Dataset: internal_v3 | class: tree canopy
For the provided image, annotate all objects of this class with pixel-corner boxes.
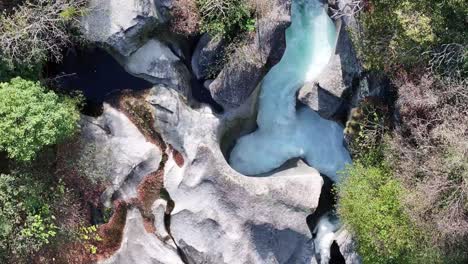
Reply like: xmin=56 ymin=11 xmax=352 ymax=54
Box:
xmin=0 ymin=77 xmax=81 ymax=161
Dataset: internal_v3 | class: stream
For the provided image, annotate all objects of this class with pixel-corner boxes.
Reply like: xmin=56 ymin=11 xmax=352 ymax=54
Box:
xmin=228 ymin=0 xmax=351 ymax=263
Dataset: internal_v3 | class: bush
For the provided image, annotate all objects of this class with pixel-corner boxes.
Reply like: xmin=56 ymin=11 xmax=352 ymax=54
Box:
xmin=337 ymin=162 xmax=437 ymax=263
xmin=196 ymin=0 xmax=255 ymax=38
xmin=0 ymin=77 xmax=81 ymax=161
xmin=0 ymin=173 xmax=59 ymax=262
xmin=350 ymin=0 xmax=467 ymax=75
xmin=0 ymin=0 xmax=87 ymax=81
xmin=387 ymin=74 xmax=468 ymax=261
xmin=345 ymin=97 xmax=390 ymax=165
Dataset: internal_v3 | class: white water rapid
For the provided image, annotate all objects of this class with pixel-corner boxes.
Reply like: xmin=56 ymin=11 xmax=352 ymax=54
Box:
xmin=229 ymin=0 xmax=351 ymax=181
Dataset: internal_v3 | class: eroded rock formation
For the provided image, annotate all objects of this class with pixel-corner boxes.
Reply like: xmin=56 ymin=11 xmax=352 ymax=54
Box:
xmin=76 ymin=0 xmax=363 ymax=263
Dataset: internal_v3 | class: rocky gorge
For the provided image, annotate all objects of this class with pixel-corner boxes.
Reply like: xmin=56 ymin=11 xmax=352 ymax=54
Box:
xmin=69 ymin=0 xmax=382 ymax=263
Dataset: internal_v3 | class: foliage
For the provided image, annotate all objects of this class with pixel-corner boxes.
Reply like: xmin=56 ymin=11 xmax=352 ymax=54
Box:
xmin=0 ymin=77 xmax=81 ymax=161
xmin=350 ymin=0 xmax=467 ymax=75
xmin=196 ymin=0 xmax=255 ymax=38
xmin=77 ymin=225 xmax=102 ymax=254
xmin=0 ymin=58 xmax=44 ymax=82
xmin=0 ymin=0 xmax=87 ymax=81
xmin=0 ymin=173 xmax=59 ymax=262
xmin=345 ymin=97 xmax=389 ymax=166
xmin=337 ymin=161 xmax=437 ymax=264
xmin=387 ymin=75 xmax=468 ymax=261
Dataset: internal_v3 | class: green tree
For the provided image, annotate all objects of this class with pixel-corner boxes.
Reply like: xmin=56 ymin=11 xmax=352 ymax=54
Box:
xmin=0 ymin=77 xmax=81 ymax=161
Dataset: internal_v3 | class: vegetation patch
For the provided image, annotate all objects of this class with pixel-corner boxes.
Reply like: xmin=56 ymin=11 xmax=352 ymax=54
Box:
xmin=0 ymin=0 xmax=87 ymax=81
xmin=0 ymin=77 xmax=81 ymax=161
xmin=348 ymin=0 xmax=467 ymax=76
xmin=94 ymin=200 xmax=127 ymax=259
xmin=171 ymin=145 xmax=185 ymax=167
xmin=170 ymin=0 xmax=201 ymax=35
xmin=196 ymin=0 xmax=255 ymax=38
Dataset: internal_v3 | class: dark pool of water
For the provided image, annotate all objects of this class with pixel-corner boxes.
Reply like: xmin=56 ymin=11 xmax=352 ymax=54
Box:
xmin=45 ymin=47 xmax=153 ymax=104
xmin=191 ymin=78 xmax=224 ymax=113
xmin=46 ymin=46 xmax=223 ymax=114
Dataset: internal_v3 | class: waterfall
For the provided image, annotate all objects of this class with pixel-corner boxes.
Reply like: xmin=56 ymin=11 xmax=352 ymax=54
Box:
xmin=229 ymin=0 xmax=351 ymax=181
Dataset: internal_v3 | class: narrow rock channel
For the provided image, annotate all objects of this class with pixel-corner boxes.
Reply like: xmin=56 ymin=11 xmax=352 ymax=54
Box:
xmin=228 ymin=0 xmax=351 ymax=262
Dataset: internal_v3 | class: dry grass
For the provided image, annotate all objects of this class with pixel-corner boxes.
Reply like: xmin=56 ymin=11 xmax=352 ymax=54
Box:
xmin=388 ymin=74 xmax=468 ymax=254
xmin=170 ymin=0 xmax=200 ymax=35
xmin=96 ymin=200 xmax=128 ymax=259
xmin=0 ymin=0 xmax=87 ymax=65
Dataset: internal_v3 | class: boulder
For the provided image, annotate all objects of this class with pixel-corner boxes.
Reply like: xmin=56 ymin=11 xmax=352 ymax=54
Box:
xmin=100 ymin=208 xmax=184 ymax=264
xmin=146 ymin=86 xmax=324 ymax=264
xmin=123 ymin=39 xmax=191 ymax=98
xmin=208 ymin=0 xmax=292 ymax=110
xmin=81 ymin=0 xmax=163 ymax=57
xmin=191 ymin=34 xmax=226 ymax=80
xmin=335 ymin=228 xmax=362 ymax=264
xmin=80 ymin=104 xmax=161 ymax=205
xmin=298 ymin=20 xmax=361 ymax=119
xmin=298 ymin=82 xmax=344 ymax=119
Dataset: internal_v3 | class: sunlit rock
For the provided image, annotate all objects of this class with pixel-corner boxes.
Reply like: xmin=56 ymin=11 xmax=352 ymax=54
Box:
xmin=100 ymin=208 xmax=183 ymax=264
xmin=80 ymin=104 xmax=161 ymax=205
xmin=81 ymin=0 xmax=162 ymax=56
xmin=123 ymin=39 xmax=191 ymax=98
xmin=145 ymin=86 xmax=324 ymax=263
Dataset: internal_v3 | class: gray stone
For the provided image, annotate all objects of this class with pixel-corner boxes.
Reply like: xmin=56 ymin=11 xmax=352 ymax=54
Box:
xmin=80 ymin=104 xmax=162 ymax=206
xmin=208 ymin=0 xmax=292 ymax=110
xmin=100 ymin=208 xmax=183 ymax=264
xmin=335 ymin=228 xmax=362 ymax=264
xmin=81 ymin=0 xmax=162 ymax=57
xmin=146 ymin=86 xmax=324 ymax=264
xmin=123 ymin=39 xmax=191 ymax=98
xmin=298 ymin=82 xmax=344 ymax=119
xmin=191 ymin=34 xmax=226 ymax=80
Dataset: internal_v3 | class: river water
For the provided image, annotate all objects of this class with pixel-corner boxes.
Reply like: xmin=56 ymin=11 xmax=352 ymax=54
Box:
xmin=228 ymin=0 xmax=351 ymax=262
xmin=229 ymin=0 xmax=351 ymax=181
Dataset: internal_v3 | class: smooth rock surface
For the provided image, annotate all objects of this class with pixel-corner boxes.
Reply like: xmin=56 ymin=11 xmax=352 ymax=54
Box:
xmin=123 ymin=39 xmax=191 ymax=98
xmin=81 ymin=0 xmax=162 ymax=57
xmin=146 ymin=86 xmax=324 ymax=264
xmin=80 ymin=104 xmax=161 ymax=205
xmin=100 ymin=208 xmax=183 ymax=264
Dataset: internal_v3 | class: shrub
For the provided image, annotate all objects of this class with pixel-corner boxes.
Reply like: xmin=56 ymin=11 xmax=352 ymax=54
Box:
xmin=345 ymin=97 xmax=390 ymax=166
xmin=350 ymin=0 xmax=467 ymax=75
xmin=337 ymin=162 xmax=437 ymax=264
xmin=0 ymin=173 xmax=59 ymax=262
xmin=196 ymin=0 xmax=255 ymax=38
xmin=387 ymin=74 xmax=468 ymax=261
xmin=0 ymin=77 xmax=81 ymax=161
xmin=0 ymin=0 xmax=87 ymax=80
